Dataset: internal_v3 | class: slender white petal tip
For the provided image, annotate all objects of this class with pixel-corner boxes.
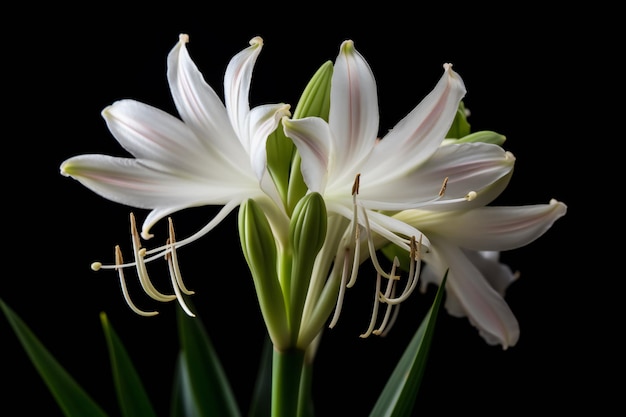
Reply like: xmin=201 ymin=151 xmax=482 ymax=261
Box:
xmin=249 ymin=36 xmax=263 ymax=46
xmin=179 ymin=33 xmax=189 ymax=44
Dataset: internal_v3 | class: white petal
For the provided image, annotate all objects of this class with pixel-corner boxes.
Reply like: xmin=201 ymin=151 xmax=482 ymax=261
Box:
xmin=167 ymin=34 xmax=241 ymax=156
xmin=418 ymin=200 xmax=568 ymax=251
xmin=224 ymin=36 xmax=263 ymax=144
xmin=360 ymin=142 xmax=514 ymax=210
xmin=422 ymin=239 xmax=520 ymax=348
xmin=283 ymin=116 xmax=333 ymax=193
xmin=245 ymin=103 xmax=291 ymax=182
xmin=102 ymin=100 xmax=233 ymax=176
xmin=328 ymin=40 xmax=379 ymax=183
xmin=60 ymin=154 xmax=251 ymax=209
xmin=364 ymin=63 xmax=466 ymax=181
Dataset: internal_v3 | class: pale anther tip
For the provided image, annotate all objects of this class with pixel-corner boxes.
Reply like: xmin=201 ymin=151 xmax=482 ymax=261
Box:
xmin=465 ymin=191 xmax=477 ymax=201
xmin=91 ymin=262 xmax=102 ymax=271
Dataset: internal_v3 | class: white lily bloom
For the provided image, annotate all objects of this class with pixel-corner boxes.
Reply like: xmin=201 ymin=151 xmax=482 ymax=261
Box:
xmin=393 ymin=198 xmax=567 ymax=349
xmin=60 ymin=34 xmax=291 ymax=316
xmin=283 ymin=40 xmax=516 ymax=342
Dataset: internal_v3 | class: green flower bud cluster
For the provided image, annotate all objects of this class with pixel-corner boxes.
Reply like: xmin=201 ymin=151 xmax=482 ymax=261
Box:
xmin=239 ymin=62 xmax=333 ymax=352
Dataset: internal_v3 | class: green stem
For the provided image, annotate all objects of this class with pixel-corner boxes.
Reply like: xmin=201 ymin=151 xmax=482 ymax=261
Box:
xmin=297 ymin=360 xmax=315 ymax=417
xmin=272 ymin=347 xmax=306 ymax=417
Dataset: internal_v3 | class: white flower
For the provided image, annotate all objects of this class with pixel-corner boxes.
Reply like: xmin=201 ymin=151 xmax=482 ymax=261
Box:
xmin=393 ymin=198 xmax=567 ymax=349
xmin=60 ymin=34 xmax=291 ymax=316
xmin=282 ymin=40 xmax=516 ymax=342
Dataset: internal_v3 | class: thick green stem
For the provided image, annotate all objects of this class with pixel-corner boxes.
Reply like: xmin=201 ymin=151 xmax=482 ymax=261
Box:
xmin=272 ymin=347 xmax=306 ymax=417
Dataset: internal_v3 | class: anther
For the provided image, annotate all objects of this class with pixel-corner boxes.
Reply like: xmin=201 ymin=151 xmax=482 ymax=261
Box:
xmin=438 ymin=177 xmax=449 ymax=197
xmin=352 ymin=173 xmax=361 ymax=195
xmin=465 ymin=191 xmax=477 ymax=201
xmin=91 ymin=262 xmax=102 ymax=271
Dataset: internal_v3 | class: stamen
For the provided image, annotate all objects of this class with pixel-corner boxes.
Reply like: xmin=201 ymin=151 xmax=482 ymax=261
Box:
xmin=329 ymin=249 xmax=351 ymax=329
xmin=373 ymin=258 xmax=400 ymax=336
xmin=167 ymin=218 xmax=195 ymax=296
xmin=165 ymin=218 xmax=196 ymax=317
xmin=346 ymin=178 xmax=362 ymax=288
xmin=438 ymin=177 xmax=449 ymax=197
xmin=380 ymin=235 xmax=422 ymax=305
xmin=129 ymin=213 xmax=176 ymax=303
xmin=115 ymin=246 xmax=158 ymax=317
xmin=465 ymin=191 xmax=477 ymax=201
xmin=359 ymin=270 xmax=382 ymax=338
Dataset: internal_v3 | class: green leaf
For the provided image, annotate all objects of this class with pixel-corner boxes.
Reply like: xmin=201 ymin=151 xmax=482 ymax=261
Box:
xmin=368 ymin=271 xmax=448 ymax=417
xmin=100 ymin=312 xmax=157 ymax=417
xmin=247 ymin=335 xmax=272 ymax=417
xmin=0 ymin=298 xmax=109 ymax=417
xmin=175 ymin=305 xmax=241 ymax=417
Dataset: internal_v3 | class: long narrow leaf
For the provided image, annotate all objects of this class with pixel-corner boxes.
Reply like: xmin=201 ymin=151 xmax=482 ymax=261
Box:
xmin=175 ymin=305 xmax=241 ymax=417
xmin=247 ymin=334 xmax=272 ymax=417
xmin=100 ymin=312 xmax=157 ymax=417
xmin=0 ymin=298 xmax=109 ymax=417
xmin=368 ymin=271 xmax=448 ymax=417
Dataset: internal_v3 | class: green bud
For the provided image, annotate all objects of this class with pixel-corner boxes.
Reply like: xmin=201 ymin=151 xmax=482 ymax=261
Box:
xmin=293 ymin=61 xmax=333 ymax=121
xmin=455 ymin=130 xmax=507 ymax=146
xmin=238 ymin=199 xmax=289 ymax=349
xmin=287 ymin=192 xmax=327 ymax=344
xmin=446 ymin=101 xmax=471 ymax=138
xmin=266 ymin=121 xmax=296 ymax=212
xmin=286 ymin=61 xmax=334 ymax=213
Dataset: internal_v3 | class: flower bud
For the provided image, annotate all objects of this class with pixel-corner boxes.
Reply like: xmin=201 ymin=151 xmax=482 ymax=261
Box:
xmin=456 ymin=130 xmax=507 ymax=146
xmin=238 ymin=199 xmax=289 ymax=349
xmin=287 ymin=192 xmax=327 ymax=344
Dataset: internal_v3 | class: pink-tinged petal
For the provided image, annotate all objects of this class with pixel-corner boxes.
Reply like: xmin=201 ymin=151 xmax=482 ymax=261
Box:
xmin=420 ymin=199 xmax=568 ymax=251
xmin=329 ymin=40 xmax=379 ymax=182
xmin=421 ymin=239 xmax=520 ymax=348
xmin=365 ymin=63 xmax=467 ymax=181
xmin=245 ymin=103 xmax=291 ymax=182
xmin=167 ymin=34 xmax=239 ymax=152
xmin=360 ymin=142 xmax=515 ymax=210
xmin=60 ymin=154 xmax=249 ymax=209
xmin=465 ymin=251 xmax=518 ymax=296
xmin=224 ymin=36 xmax=263 ymax=143
xmin=102 ymin=100 xmax=234 ymax=175
xmin=282 ymin=116 xmax=333 ymax=193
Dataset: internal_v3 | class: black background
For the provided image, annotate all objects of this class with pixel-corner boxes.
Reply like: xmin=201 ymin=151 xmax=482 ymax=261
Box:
xmin=3 ymin=7 xmax=618 ymax=417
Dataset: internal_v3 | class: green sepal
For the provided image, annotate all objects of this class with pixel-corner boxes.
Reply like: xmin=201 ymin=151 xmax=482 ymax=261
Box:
xmin=0 ymin=298 xmax=109 ymax=417
xmin=238 ymin=199 xmax=289 ymax=349
xmin=100 ymin=312 xmax=157 ymax=417
xmin=446 ymin=101 xmax=471 ymax=138
xmin=368 ymin=271 xmax=448 ymax=417
xmin=174 ymin=304 xmax=241 ymax=417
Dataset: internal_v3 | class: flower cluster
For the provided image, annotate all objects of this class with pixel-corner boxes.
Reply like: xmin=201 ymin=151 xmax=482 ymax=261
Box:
xmin=56 ymin=34 xmax=566 ymax=416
